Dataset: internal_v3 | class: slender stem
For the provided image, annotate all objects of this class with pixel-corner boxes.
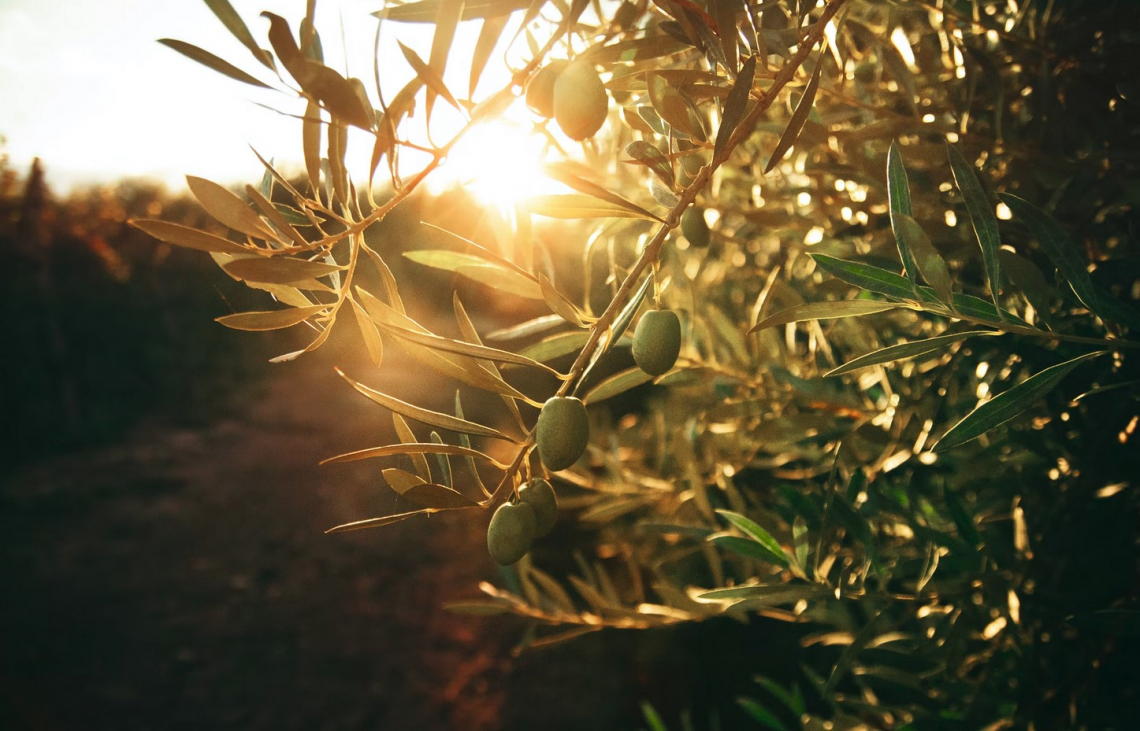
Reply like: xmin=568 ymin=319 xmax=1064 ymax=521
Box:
xmin=487 ymin=0 xmax=851 ymax=503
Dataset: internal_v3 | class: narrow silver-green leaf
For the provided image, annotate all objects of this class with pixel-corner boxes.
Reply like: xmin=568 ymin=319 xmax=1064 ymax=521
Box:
xmin=886 ymin=141 xmax=919 ymax=285
xmin=714 ymin=55 xmax=756 ymax=161
xmin=826 ymin=331 xmax=998 ymax=377
xmin=750 ymin=300 xmax=904 ymax=333
xmin=715 ymin=509 xmax=792 ymax=568
xmin=932 ymin=351 xmax=1104 ymax=452
xmin=131 ymin=219 xmax=251 ymax=255
xmin=429 ymin=432 xmax=453 ymax=488
xmin=216 ymin=304 xmax=329 ymax=331
xmin=896 ymin=213 xmax=953 ymax=305
xmin=222 ymin=256 xmax=344 ymax=284
xmin=763 ymin=46 xmax=826 ymax=173
xmin=1000 ymin=193 xmax=1140 ymax=330
xmin=948 ymin=145 xmax=1002 ymax=311
xmin=321 ymin=441 xmax=506 ymax=468
xmin=205 ymin=0 xmax=274 ymax=69
xmin=337 ymin=368 xmax=518 ymax=442
xmin=158 ymin=39 xmax=271 ymax=88
xmin=584 ymin=367 xmax=654 ymax=403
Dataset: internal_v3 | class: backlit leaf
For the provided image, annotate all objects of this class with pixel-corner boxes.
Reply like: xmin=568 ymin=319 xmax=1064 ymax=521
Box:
xmin=325 ymin=509 xmax=432 ymax=534
xmin=222 ymin=256 xmax=344 ymax=284
xmin=1000 ymin=193 xmax=1140 ymax=330
xmin=205 ymin=0 xmax=274 ymax=68
xmin=826 ymin=331 xmax=998 ymax=377
xmin=383 ymin=467 xmax=427 ymax=494
xmin=350 ymin=298 xmax=385 ymax=367
xmin=715 ymin=510 xmax=791 ymax=568
xmin=187 ymin=176 xmax=278 ymax=240
xmin=933 ymin=351 xmax=1105 ymax=451
xmin=764 ymin=46 xmax=826 ymax=173
xmin=525 ymin=194 xmax=658 ymax=220
xmin=131 ymin=219 xmax=251 ymax=255
xmin=948 ymin=145 xmax=1002 ymax=310
xmin=216 ymin=304 xmax=329 ymax=331
xmin=624 ymin=140 xmax=674 ymax=189
xmin=321 ymin=442 xmax=506 ymax=468
xmin=714 ymin=54 xmax=756 ymax=161
xmin=886 ymin=141 xmax=919 ymax=286
xmin=750 ymin=300 xmax=904 ymax=333
xmin=402 ymin=482 xmax=480 ymax=509
xmin=158 ymin=39 xmax=271 ymax=88
xmin=337 ymin=368 xmax=519 ymax=442
xmin=895 ymin=213 xmax=953 ymax=305
xmin=584 ymin=367 xmax=654 ymax=403
xmin=399 ymin=41 xmax=462 ymax=112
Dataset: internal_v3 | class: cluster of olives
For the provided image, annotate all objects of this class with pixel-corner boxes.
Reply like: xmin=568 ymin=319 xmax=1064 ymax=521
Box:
xmin=526 ymin=59 xmax=609 ymax=140
xmin=487 ymin=478 xmax=558 ymax=565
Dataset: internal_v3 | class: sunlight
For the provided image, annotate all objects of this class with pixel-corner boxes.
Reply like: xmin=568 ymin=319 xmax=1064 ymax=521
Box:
xmin=426 ymin=117 xmax=560 ymax=211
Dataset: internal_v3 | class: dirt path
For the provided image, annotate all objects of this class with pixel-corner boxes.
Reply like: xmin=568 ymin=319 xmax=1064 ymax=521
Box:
xmin=0 ymin=356 xmax=643 ymax=730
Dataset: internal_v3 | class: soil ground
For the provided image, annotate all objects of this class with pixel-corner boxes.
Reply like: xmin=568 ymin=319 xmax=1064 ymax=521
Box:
xmin=0 ymin=353 xmax=655 ymax=731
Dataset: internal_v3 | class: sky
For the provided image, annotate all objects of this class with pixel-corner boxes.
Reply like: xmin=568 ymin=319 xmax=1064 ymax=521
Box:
xmin=0 ymin=0 xmax=448 ymax=193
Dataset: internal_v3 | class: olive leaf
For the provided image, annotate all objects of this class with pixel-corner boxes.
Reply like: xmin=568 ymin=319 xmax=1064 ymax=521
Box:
xmin=764 ymin=44 xmax=826 ymax=173
xmin=584 ymin=367 xmax=654 ymax=404
xmin=205 ymin=0 xmax=274 ymax=69
xmin=130 ymin=219 xmax=251 ymax=255
xmin=392 ymin=413 xmax=431 ymax=482
xmin=158 ymin=39 xmax=271 ymax=88
xmin=932 ymin=351 xmax=1105 ymax=452
xmin=222 ymin=256 xmax=344 ymax=285
xmin=1000 ymin=193 xmax=1140 ymax=330
xmin=886 ymin=141 xmax=919 ymax=287
xmin=215 ymin=304 xmax=329 ymax=331
xmin=826 ymin=331 xmax=999 ymax=377
xmin=624 ymin=140 xmax=675 ymax=190
xmin=714 ymin=54 xmax=756 ymax=161
xmin=750 ymin=301 xmax=905 ymax=333
xmin=337 ymin=368 xmax=519 ymax=442
xmin=349 ymin=298 xmax=385 ymax=368
xmin=715 ymin=510 xmax=792 ymax=568
xmin=325 ymin=509 xmax=433 ymax=534
xmin=426 ymin=0 xmax=465 ymax=118
xmin=398 ymin=41 xmax=462 ymax=113
xmin=525 ymin=194 xmax=660 ymax=221
xmin=894 ymin=213 xmax=953 ymax=305
xmin=948 ymin=144 xmax=1003 ymax=311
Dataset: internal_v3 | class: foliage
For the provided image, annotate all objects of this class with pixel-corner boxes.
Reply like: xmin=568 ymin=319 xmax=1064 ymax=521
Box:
xmin=140 ymin=1 xmax=1140 ymax=728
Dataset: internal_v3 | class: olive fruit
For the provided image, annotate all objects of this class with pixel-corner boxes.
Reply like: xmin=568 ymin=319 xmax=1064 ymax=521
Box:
xmin=518 ymin=478 xmax=558 ymax=537
xmin=525 ymin=60 xmax=568 ymax=118
xmin=680 ymin=207 xmax=710 ymax=248
xmin=487 ymin=501 xmax=537 ymax=565
xmin=632 ymin=309 xmax=682 ymax=377
xmin=552 ymin=61 xmax=609 ymax=141
xmin=536 ymin=396 xmax=589 ymax=471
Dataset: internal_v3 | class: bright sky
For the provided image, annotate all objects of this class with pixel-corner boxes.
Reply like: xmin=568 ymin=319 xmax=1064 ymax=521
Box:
xmin=0 ymin=0 xmax=450 ymax=193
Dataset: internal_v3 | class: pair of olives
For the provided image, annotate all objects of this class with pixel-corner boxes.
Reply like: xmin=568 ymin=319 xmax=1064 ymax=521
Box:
xmin=487 ymin=478 xmax=559 ymax=565
xmin=526 ymin=60 xmax=609 ymax=141
xmin=530 ymin=308 xmax=681 ymax=469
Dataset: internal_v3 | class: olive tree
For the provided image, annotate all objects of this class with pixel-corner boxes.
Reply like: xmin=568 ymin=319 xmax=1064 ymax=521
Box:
xmin=138 ymin=0 xmax=1140 ymax=728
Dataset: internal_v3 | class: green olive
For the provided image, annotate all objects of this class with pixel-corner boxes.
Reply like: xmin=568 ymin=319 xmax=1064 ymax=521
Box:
xmin=518 ymin=478 xmax=558 ymax=537
xmin=552 ymin=61 xmax=609 ymax=141
xmin=525 ymin=60 xmax=568 ymax=119
xmin=632 ymin=309 xmax=682 ymax=377
xmin=487 ymin=501 xmax=537 ymax=565
xmin=536 ymin=396 xmax=590 ymax=471
xmin=680 ymin=208 xmax=710 ymax=248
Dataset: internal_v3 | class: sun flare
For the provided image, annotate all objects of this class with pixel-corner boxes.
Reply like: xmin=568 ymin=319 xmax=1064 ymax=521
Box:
xmin=426 ymin=117 xmax=561 ymax=211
